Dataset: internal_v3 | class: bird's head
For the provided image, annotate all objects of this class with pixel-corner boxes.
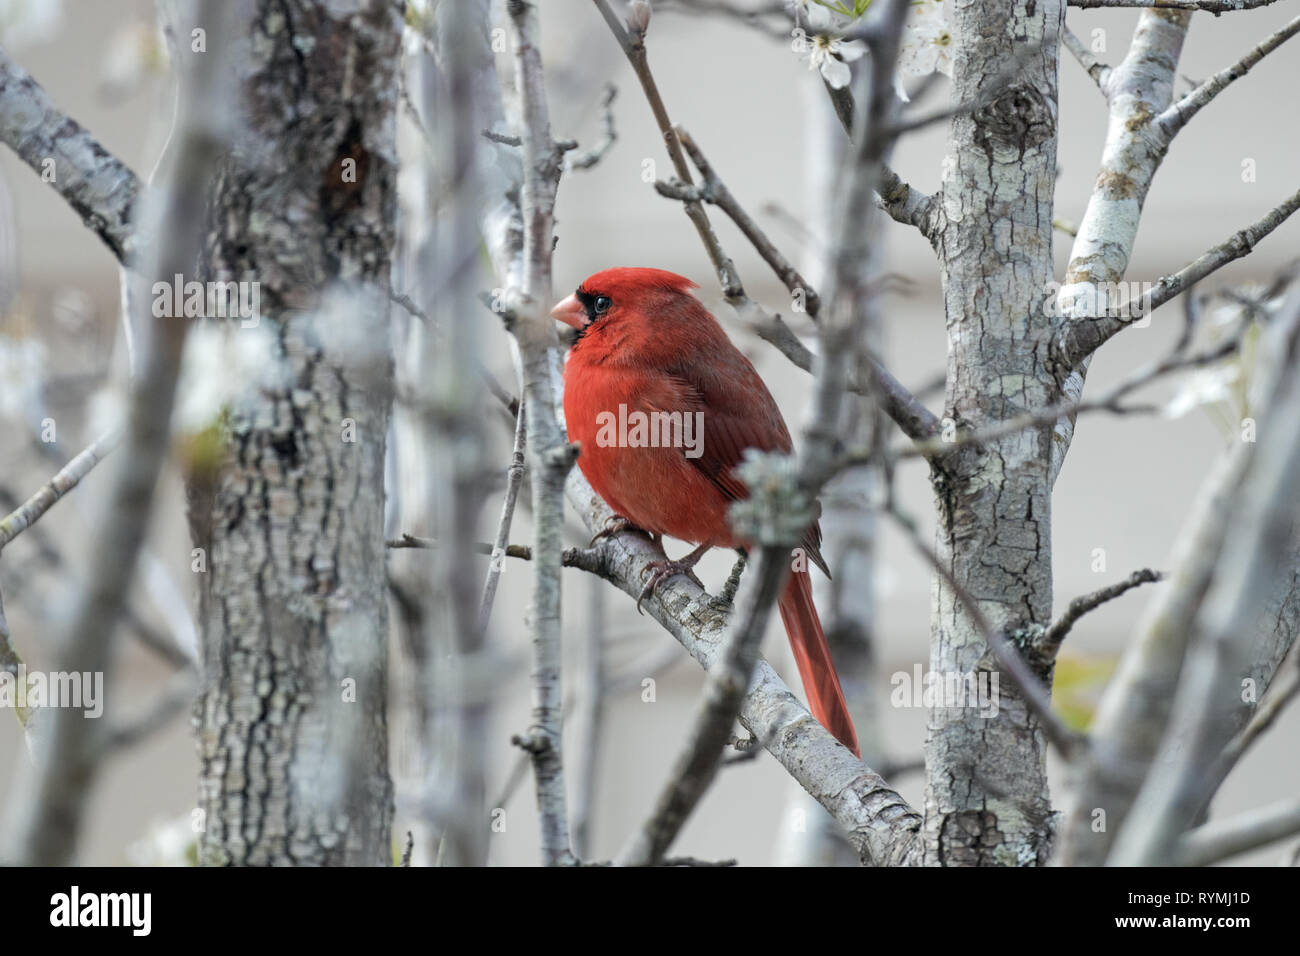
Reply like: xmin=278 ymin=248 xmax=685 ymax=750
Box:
xmin=550 ymin=267 xmax=700 ymax=337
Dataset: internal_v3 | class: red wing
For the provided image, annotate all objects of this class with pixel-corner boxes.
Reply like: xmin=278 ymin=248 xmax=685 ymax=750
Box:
xmin=664 ymin=353 xmax=829 ymax=576
xmin=660 ymin=353 xmax=790 ymax=503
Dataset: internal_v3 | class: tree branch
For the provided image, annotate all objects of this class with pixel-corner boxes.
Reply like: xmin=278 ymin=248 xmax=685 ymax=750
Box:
xmin=566 ymin=82 xmax=618 ymax=171
xmin=1058 ymin=286 xmax=1300 ymax=865
xmin=1049 ymin=9 xmax=1193 ymax=483
xmin=0 ymin=46 xmax=141 ymax=263
xmin=563 ymin=482 xmax=923 ymax=865
xmin=1 ymin=0 xmax=233 ymax=865
xmin=1062 ymin=27 xmax=1112 ymax=94
xmin=1057 ymin=186 xmax=1300 ymax=369
xmin=504 ymin=0 xmax=579 ymax=868
xmin=1158 ymin=14 xmax=1300 ymax=140
xmin=0 ymin=430 xmax=120 ymax=554
xmin=1174 ymin=798 xmax=1300 ymax=866
xmin=477 ymin=402 xmax=527 ymax=633
xmin=1039 ymin=569 xmax=1164 ymax=655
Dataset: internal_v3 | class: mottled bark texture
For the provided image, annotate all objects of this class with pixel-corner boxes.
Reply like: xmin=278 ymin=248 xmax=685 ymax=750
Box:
xmin=925 ymin=0 xmax=1065 ymax=865
xmin=194 ymin=0 xmax=401 ymax=866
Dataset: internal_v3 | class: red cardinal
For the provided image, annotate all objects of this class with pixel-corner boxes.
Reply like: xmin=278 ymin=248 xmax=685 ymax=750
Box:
xmin=551 ymin=267 xmax=860 ymax=757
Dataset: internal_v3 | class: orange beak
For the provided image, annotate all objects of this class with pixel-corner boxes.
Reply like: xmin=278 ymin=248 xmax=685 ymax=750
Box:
xmin=550 ymin=292 xmax=588 ymax=330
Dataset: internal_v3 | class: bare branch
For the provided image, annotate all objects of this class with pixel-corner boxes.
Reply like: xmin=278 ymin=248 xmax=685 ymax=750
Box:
xmin=1057 ymin=187 xmax=1300 ymax=368
xmin=1060 ymin=287 xmax=1300 ymax=866
xmin=1111 ymin=295 xmax=1300 ymax=865
xmin=1158 ymin=14 xmax=1300 ymax=139
xmin=567 ymin=83 xmax=618 ymax=171
xmin=563 ymin=495 xmax=922 ymax=864
xmin=868 ymin=308 xmax=1242 ymax=463
xmin=1062 ymin=27 xmax=1112 ymax=93
xmin=505 ymin=0 xmax=579 ymax=868
xmin=2 ymin=0 xmax=234 ymax=865
xmin=0 ymin=48 xmax=141 ymax=263
xmin=616 ymin=543 xmax=791 ymax=865
xmin=1050 ymin=9 xmax=1193 ymax=481
xmin=590 ymin=0 xmax=746 ymax=299
xmin=478 ymin=403 xmax=527 ymax=632
xmin=1173 ymin=799 xmax=1300 ymax=867
xmin=1204 ymin=662 xmax=1300 ymax=796
xmin=660 ymin=127 xmax=822 ymax=316
xmin=822 ymin=80 xmax=939 ymax=239
xmin=876 ymin=164 xmax=938 ymax=238
xmin=0 ymin=430 xmax=120 ymax=554
xmin=1040 ymin=569 xmax=1164 ymax=654
xmin=647 ymin=129 xmax=939 ymax=440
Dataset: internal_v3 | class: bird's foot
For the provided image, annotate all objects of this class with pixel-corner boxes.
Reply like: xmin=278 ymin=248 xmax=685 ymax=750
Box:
xmin=590 ymin=515 xmax=651 ymax=546
xmin=636 ymin=545 xmax=710 ymax=614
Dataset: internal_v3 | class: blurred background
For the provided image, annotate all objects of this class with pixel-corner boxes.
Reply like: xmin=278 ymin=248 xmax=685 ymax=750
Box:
xmin=0 ymin=0 xmax=1297 ymax=864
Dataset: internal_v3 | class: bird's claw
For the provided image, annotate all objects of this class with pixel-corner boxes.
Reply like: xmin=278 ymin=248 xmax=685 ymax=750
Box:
xmin=590 ymin=515 xmax=648 ymax=547
xmin=636 ymin=558 xmax=705 ymax=614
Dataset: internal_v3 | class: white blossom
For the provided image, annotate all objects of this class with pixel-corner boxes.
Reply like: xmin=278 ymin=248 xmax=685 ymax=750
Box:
xmin=1163 ymin=363 xmax=1241 ymax=420
xmin=787 ymin=0 xmax=842 ymax=33
xmin=803 ymin=32 xmax=866 ymax=90
xmin=898 ymin=0 xmax=954 ymax=79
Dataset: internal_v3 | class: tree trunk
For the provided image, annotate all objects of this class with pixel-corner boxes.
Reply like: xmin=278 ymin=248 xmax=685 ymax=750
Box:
xmin=925 ymin=0 xmax=1064 ymax=865
xmin=194 ymin=0 xmax=400 ymax=866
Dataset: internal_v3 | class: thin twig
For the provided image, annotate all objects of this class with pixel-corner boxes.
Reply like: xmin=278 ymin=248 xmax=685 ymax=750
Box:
xmin=649 ymin=128 xmax=938 ymax=440
xmin=1058 ymin=187 xmax=1300 ymax=368
xmin=1201 ymin=661 xmax=1300 ymax=805
xmin=1062 ymin=27 xmax=1112 ymax=94
xmin=567 ymin=83 xmax=618 ymax=170
xmin=0 ymin=430 xmax=121 ymax=553
xmin=874 ymin=319 xmax=1243 ymax=463
xmin=1040 ymin=569 xmax=1164 ymax=654
xmin=505 ymin=0 xmax=578 ymax=867
xmin=1158 ymin=14 xmax=1300 ymax=139
xmin=478 ymin=402 xmax=528 ymax=632
xmin=0 ymin=50 xmax=142 ymax=262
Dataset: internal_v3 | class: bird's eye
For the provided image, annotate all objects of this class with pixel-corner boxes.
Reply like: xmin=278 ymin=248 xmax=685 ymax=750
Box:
xmin=593 ymin=295 xmax=611 ymax=314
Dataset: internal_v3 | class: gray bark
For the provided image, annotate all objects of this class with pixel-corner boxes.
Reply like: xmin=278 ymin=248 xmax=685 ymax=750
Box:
xmin=194 ymin=0 xmax=401 ymax=866
xmin=924 ymin=0 xmax=1065 ymax=865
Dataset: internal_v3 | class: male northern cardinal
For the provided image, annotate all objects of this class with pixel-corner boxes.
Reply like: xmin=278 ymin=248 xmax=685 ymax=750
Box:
xmin=551 ymin=267 xmax=860 ymax=757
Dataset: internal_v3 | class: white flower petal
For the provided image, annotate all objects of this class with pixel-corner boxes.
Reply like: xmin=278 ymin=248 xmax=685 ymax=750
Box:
xmin=837 ymin=39 xmax=866 ymax=62
xmin=820 ymin=54 xmax=852 ymax=89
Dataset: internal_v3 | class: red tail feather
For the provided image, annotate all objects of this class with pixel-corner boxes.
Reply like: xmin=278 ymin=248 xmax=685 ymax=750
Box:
xmin=777 ymin=568 xmax=860 ymax=757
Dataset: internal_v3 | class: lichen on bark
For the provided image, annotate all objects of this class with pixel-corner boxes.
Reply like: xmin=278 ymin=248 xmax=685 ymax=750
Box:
xmin=194 ymin=0 xmax=402 ymax=866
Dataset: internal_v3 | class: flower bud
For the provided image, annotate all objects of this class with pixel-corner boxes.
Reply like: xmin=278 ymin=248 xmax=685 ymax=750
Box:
xmin=626 ymin=0 xmax=651 ymax=37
